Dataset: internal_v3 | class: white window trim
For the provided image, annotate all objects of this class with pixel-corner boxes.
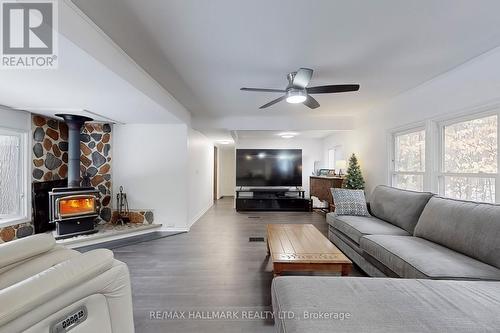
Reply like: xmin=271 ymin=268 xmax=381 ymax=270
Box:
xmin=436 ymin=109 xmax=499 ymax=203
xmin=389 ymin=124 xmax=427 ymax=191
xmin=387 ymin=102 xmax=500 ymax=203
xmin=0 ymin=126 xmax=31 ymax=227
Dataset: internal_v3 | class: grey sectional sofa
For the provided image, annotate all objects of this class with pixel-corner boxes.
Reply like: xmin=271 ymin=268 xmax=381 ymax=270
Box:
xmin=271 ymin=185 xmax=500 ymax=332
xmin=327 ymin=185 xmax=500 ymax=280
xmin=272 ymin=276 xmax=500 ymax=333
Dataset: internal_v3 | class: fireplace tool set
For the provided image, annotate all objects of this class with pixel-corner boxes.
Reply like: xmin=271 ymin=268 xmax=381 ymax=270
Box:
xmin=116 ymin=186 xmax=130 ymax=225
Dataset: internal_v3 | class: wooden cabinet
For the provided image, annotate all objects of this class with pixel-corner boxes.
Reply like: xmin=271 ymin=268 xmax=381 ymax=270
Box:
xmin=310 ymin=176 xmax=344 ymax=211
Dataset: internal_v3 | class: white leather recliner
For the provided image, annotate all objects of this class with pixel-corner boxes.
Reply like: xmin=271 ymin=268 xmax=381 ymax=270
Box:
xmin=0 ymin=234 xmax=134 ymax=333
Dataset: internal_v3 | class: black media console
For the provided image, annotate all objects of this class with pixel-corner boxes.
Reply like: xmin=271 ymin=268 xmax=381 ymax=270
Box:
xmin=235 ymin=188 xmax=311 ymax=212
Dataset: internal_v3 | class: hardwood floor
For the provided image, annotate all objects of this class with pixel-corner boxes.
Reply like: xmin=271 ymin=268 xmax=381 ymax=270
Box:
xmin=113 ymin=197 xmax=362 ymax=333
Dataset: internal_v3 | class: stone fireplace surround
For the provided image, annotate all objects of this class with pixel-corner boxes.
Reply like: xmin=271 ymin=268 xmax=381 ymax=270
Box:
xmin=0 ymin=114 xmax=155 ymax=243
xmin=32 ymin=114 xmax=113 ymax=223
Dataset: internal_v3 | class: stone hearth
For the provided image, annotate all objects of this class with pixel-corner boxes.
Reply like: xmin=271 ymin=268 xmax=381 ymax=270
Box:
xmin=55 ymin=222 xmax=162 ymax=248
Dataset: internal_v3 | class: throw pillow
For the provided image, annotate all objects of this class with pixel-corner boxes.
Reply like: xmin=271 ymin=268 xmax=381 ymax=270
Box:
xmin=331 ymin=188 xmax=369 ymax=216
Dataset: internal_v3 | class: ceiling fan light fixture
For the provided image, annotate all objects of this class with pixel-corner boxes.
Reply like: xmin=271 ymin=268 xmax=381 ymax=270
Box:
xmin=285 ymin=89 xmax=307 ymax=104
xmin=240 ymin=68 xmax=360 ymax=109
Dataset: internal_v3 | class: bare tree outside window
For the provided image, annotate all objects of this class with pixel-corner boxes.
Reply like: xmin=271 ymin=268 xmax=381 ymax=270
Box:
xmin=392 ymin=129 xmax=425 ymax=191
xmin=443 ymin=115 xmax=497 ymax=203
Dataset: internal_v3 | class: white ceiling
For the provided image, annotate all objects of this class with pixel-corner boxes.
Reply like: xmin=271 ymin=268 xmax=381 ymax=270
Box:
xmin=0 ymin=34 xmax=182 ymax=124
xmin=72 ymin=0 xmax=500 ymax=120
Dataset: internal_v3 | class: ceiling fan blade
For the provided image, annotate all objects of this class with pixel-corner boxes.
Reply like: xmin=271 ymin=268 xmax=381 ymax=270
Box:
xmin=241 ymin=87 xmax=286 ymax=93
xmin=259 ymin=95 xmax=286 ymax=109
xmin=307 ymin=84 xmax=360 ymax=94
xmin=303 ymin=96 xmax=320 ymax=109
xmin=292 ymin=68 xmax=313 ymax=88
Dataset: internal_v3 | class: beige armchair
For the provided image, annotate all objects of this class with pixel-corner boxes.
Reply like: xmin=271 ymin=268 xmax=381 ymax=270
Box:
xmin=0 ymin=234 xmax=134 ymax=333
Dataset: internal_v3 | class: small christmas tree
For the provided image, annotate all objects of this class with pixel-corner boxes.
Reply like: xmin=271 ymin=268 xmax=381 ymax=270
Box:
xmin=344 ymin=153 xmax=365 ymax=190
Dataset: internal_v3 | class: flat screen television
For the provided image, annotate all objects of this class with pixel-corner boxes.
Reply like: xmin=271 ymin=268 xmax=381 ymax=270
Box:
xmin=236 ymin=149 xmax=302 ymax=187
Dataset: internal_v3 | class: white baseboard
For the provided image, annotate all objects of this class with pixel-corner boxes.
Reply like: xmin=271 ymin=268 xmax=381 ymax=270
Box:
xmin=187 ymin=202 xmax=213 ymax=229
xmin=157 ymin=202 xmax=214 ymax=233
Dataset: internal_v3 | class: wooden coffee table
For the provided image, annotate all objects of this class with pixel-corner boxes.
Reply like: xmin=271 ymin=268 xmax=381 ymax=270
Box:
xmin=267 ymin=224 xmax=352 ymax=277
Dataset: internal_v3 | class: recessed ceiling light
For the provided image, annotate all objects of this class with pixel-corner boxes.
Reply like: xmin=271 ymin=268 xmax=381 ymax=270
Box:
xmin=218 ymin=140 xmax=231 ymax=145
xmin=278 ymin=132 xmax=298 ymax=139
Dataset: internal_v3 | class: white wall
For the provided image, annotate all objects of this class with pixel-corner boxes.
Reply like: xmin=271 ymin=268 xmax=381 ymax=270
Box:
xmin=355 ymin=46 xmax=500 ymax=196
xmin=187 ymin=129 xmax=214 ymax=227
xmin=236 ymin=138 xmax=323 ymax=196
xmin=322 ymin=131 xmax=360 ymax=170
xmin=0 ymin=108 xmax=31 ymax=131
xmin=218 ymin=146 xmax=236 ymax=196
xmin=112 ymin=124 xmax=189 ymax=230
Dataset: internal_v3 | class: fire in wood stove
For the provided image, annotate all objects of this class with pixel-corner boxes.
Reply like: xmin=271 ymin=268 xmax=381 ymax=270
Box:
xmin=58 ymin=195 xmax=96 ymax=218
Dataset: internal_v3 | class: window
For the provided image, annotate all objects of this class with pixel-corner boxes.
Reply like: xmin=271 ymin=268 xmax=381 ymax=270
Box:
xmin=0 ymin=128 xmax=27 ymax=224
xmin=389 ymin=109 xmax=500 ymax=203
xmin=391 ymin=128 xmax=425 ymax=191
xmin=440 ymin=114 xmax=498 ymax=203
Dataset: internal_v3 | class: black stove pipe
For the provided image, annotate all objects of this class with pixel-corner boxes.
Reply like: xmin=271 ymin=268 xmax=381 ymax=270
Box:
xmin=55 ymin=114 xmax=93 ymax=188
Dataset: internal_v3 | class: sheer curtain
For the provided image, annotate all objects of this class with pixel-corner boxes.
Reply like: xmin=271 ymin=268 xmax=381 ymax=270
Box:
xmin=0 ymin=134 xmax=20 ymax=217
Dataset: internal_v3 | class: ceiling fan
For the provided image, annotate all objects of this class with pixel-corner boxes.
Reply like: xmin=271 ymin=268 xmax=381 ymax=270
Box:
xmin=240 ymin=68 xmax=359 ymax=109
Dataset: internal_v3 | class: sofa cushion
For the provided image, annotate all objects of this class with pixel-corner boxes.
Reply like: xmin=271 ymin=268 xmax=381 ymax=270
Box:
xmin=414 ymin=196 xmax=500 ymax=269
xmin=329 ymin=228 xmax=388 ymax=277
xmin=370 ymin=185 xmax=433 ymax=234
xmin=331 ymin=188 xmax=369 ymax=216
xmin=0 ymin=234 xmax=55 ymax=269
xmin=271 ymin=276 xmax=500 ymax=333
xmin=0 ymin=246 xmax=80 ymax=289
xmin=360 ymin=235 xmax=500 ymax=280
xmin=326 ymin=213 xmax=409 ymax=245
xmin=329 ymin=225 xmax=364 ymax=255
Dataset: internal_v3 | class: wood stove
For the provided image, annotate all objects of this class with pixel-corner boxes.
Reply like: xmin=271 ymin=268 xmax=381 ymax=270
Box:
xmin=49 ymin=187 xmax=100 ymax=238
xmin=48 ymin=114 xmax=99 ymax=239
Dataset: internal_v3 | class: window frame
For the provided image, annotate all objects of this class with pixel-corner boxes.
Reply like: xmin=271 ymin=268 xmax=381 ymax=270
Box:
xmin=436 ymin=110 xmax=499 ymax=203
xmin=389 ymin=125 xmax=427 ymax=191
xmin=0 ymin=126 xmax=30 ymax=227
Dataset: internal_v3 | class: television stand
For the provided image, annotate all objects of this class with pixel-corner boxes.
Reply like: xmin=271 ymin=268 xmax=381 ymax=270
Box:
xmin=235 ymin=188 xmax=311 ymax=212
